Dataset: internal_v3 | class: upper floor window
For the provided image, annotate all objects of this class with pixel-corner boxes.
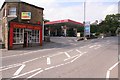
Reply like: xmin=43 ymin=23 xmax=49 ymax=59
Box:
xmin=8 ymin=7 xmax=16 ymax=16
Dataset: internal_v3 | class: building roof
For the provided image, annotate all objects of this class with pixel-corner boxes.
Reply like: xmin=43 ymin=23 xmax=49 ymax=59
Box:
xmin=0 ymin=0 xmax=44 ymax=11
xmin=45 ymin=19 xmax=83 ymax=26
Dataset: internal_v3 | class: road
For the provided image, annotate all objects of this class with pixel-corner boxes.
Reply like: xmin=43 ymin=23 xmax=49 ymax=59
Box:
xmin=0 ymin=37 xmax=119 ymax=79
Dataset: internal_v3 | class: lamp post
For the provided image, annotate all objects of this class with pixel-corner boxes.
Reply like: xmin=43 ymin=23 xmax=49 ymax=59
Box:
xmin=84 ymin=1 xmax=87 ymax=40
xmin=42 ymin=17 xmax=44 ymax=41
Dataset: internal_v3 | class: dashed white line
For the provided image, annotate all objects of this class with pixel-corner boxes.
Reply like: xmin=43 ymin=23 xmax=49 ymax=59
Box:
xmin=13 ymin=64 xmax=25 ymax=76
xmin=45 ymin=66 xmax=55 ymax=70
xmin=47 ymin=57 xmax=51 ymax=65
xmin=64 ymin=52 xmax=71 ymax=58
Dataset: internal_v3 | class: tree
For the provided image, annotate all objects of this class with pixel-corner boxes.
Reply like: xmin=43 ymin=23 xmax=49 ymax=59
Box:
xmin=98 ymin=14 xmax=120 ymax=36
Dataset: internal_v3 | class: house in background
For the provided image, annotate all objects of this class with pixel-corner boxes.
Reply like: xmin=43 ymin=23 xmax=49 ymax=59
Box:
xmin=0 ymin=0 xmax=44 ymax=49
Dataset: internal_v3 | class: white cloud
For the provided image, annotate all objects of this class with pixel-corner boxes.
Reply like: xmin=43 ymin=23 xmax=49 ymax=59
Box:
xmin=44 ymin=3 xmax=84 ymax=22
xmin=43 ymin=1 xmax=118 ymax=23
xmin=0 ymin=0 xmax=118 ymax=23
xmin=84 ymin=2 xmax=118 ymax=22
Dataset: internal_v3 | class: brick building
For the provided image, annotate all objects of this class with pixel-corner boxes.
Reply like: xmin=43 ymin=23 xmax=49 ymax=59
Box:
xmin=0 ymin=0 xmax=44 ymax=49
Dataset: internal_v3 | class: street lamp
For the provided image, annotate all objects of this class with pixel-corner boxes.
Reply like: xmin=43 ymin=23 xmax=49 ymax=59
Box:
xmin=84 ymin=1 xmax=87 ymax=40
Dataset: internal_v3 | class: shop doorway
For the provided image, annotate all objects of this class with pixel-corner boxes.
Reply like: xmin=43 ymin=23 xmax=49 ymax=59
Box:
xmin=23 ymin=32 xmax=28 ymax=47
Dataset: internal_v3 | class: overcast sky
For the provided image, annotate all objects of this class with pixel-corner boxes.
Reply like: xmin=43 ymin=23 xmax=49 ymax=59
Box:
xmin=0 ymin=0 xmax=119 ymax=23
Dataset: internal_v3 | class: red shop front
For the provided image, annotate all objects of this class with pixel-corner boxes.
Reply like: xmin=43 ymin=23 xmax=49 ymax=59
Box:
xmin=9 ymin=22 xmax=42 ymax=49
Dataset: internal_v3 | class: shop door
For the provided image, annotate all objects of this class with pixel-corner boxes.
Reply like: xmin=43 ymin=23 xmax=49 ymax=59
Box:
xmin=28 ymin=31 xmax=32 ymax=47
xmin=23 ymin=32 xmax=28 ymax=47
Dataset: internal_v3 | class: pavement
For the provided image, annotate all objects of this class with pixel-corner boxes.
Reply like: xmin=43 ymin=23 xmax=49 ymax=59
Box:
xmin=0 ymin=36 xmax=119 ymax=79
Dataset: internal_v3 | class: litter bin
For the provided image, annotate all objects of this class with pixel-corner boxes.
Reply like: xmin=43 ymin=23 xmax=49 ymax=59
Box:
xmin=44 ymin=36 xmax=50 ymax=42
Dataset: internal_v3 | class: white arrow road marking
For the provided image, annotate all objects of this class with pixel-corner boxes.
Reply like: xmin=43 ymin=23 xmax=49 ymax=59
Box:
xmin=12 ymin=68 xmax=42 ymax=78
xmin=106 ymin=61 xmax=119 ymax=79
xmin=64 ymin=52 xmax=71 ymax=58
xmin=13 ymin=64 xmax=25 ymax=76
xmin=47 ymin=57 xmax=51 ymax=65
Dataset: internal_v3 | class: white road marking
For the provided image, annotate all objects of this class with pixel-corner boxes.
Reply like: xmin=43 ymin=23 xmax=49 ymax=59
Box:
xmin=47 ymin=57 xmax=51 ymax=65
xmin=48 ymin=52 xmax=65 ymax=57
xmin=75 ymin=49 xmax=82 ymax=54
xmin=13 ymin=64 xmax=25 ymax=76
xmin=12 ymin=47 xmax=88 ymax=78
xmin=0 ymin=51 xmax=64 ymax=71
xmin=71 ymin=54 xmax=81 ymax=63
xmin=2 ymin=48 xmax=61 ymax=59
xmin=106 ymin=61 xmax=119 ymax=79
xmin=27 ymin=70 xmax=44 ymax=78
xmin=45 ymin=62 xmax=71 ymax=71
xmin=45 ymin=66 xmax=55 ymax=70
xmin=106 ymin=70 xmax=110 ymax=79
xmin=89 ymin=45 xmax=97 ymax=48
xmin=67 ymin=49 xmax=74 ymax=52
xmin=109 ymin=62 xmax=119 ymax=71
xmin=0 ymin=64 xmax=22 ymax=71
xmin=64 ymin=52 xmax=71 ymax=58
xmin=64 ymin=54 xmax=79 ymax=61
xmin=71 ymin=51 xmax=86 ymax=63
xmin=1 ymin=48 xmax=86 ymax=72
xmin=76 ymin=49 xmax=87 ymax=54
xmin=12 ymin=68 xmax=42 ymax=78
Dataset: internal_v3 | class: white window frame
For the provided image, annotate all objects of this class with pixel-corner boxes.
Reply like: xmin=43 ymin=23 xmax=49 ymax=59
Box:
xmin=13 ymin=28 xmax=24 ymax=44
xmin=8 ymin=7 xmax=17 ymax=17
xmin=30 ymin=30 xmax=40 ymax=43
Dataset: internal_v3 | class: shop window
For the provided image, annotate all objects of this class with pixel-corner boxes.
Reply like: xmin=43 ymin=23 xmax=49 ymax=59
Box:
xmin=31 ymin=30 xmax=39 ymax=43
xmin=13 ymin=28 xmax=24 ymax=44
xmin=8 ymin=7 xmax=16 ymax=17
